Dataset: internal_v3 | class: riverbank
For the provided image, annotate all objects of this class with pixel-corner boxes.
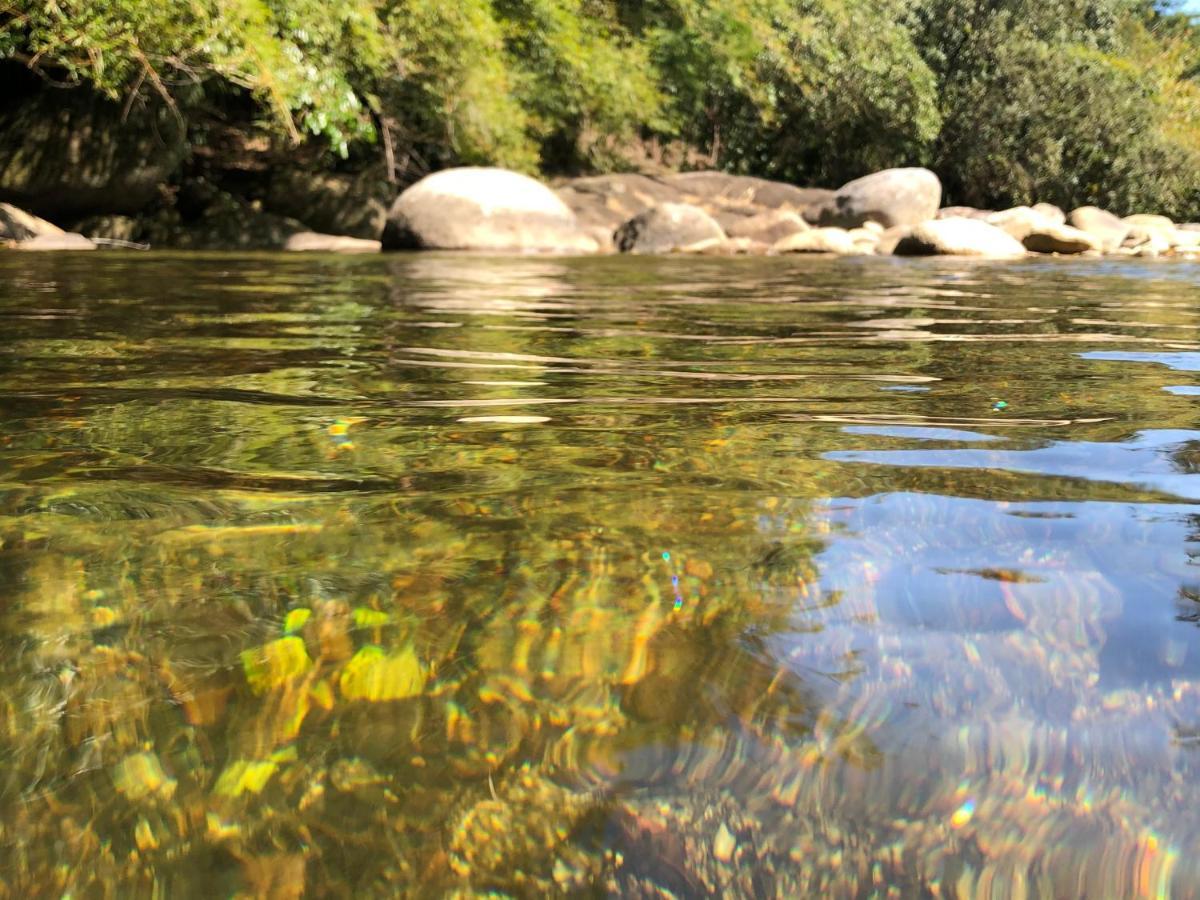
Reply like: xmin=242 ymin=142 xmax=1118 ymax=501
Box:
xmin=5 ymin=162 xmax=1200 ymax=261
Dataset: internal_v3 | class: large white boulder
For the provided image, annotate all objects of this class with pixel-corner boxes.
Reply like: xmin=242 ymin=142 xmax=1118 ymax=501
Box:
xmin=382 ymin=167 xmax=597 ymax=253
xmin=1031 ymin=202 xmax=1067 ymax=225
xmin=1121 ymin=214 xmax=1177 ymax=252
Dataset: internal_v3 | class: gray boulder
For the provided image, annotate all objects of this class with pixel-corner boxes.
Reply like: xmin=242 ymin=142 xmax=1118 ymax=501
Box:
xmin=847 ymin=227 xmax=882 ymax=252
xmin=384 ymin=167 xmax=596 ymax=253
xmin=818 ymin=167 xmax=941 ymax=229
xmin=1171 ymin=230 xmax=1200 ymax=251
xmin=614 ymin=203 xmax=724 ymax=254
xmin=725 ymin=209 xmax=809 ymax=244
xmin=557 ymin=171 xmax=833 ymax=235
xmin=875 ymin=226 xmax=910 ymax=256
xmin=0 ymin=202 xmax=63 ymax=241
xmin=557 ymin=173 xmax=686 ymax=234
xmin=664 ymin=171 xmax=833 ymax=214
xmin=711 ymin=208 xmax=760 ymax=234
xmin=1122 ymin=226 xmax=1173 ymax=255
xmin=1122 ymin=214 xmax=1176 ymax=251
xmin=893 ymin=218 xmax=1026 ymax=258
xmin=1124 ymin=213 xmax=1174 ymax=231
xmin=1067 ymin=206 xmax=1129 ymax=252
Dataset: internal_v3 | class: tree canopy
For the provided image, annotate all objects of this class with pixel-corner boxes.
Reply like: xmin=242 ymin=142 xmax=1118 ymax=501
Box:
xmin=2 ymin=0 xmax=1199 ymax=213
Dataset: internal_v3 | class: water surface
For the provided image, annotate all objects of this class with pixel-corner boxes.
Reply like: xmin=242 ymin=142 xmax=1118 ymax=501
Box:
xmin=2 ymin=252 xmax=1200 ymax=896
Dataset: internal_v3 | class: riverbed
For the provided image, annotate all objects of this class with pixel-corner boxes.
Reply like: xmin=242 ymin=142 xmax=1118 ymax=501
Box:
xmin=2 ymin=252 xmax=1199 ymax=896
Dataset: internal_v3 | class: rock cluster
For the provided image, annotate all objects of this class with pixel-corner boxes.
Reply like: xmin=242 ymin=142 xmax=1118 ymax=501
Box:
xmin=5 ymin=161 xmax=1200 ymax=258
xmin=375 ymin=165 xmax=1200 ymax=261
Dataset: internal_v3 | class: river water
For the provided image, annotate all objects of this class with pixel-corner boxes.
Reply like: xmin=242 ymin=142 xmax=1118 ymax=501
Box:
xmin=2 ymin=252 xmax=1200 ymax=897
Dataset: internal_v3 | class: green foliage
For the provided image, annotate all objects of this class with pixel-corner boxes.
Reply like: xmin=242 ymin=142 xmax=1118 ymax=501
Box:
xmin=495 ymin=0 xmax=665 ymax=168
xmin=908 ymin=0 xmax=1200 ymax=214
xmin=2 ymin=0 xmax=1200 ymax=211
xmin=381 ymin=0 xmax=537 ymax=170
xmin=2 ymin=0 xmax=386 ymax=155
xmin=652 ymin=0 xmax=940 ymax=184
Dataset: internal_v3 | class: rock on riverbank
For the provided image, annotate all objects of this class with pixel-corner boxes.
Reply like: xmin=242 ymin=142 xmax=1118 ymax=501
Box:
xmin=382 ymin=167 xmax=598 ymax=253
xmin=376 ymin=165 xmax=1200 ymax=261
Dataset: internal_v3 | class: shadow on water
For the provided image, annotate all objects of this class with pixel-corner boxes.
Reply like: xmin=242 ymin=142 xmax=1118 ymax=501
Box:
xmin=2 ymin=253 xmax=1200 ymax=894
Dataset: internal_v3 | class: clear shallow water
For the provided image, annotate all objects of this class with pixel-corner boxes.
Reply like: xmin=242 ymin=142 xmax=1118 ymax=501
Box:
xmin=2 ymin=252 xmax=1200 ymax=896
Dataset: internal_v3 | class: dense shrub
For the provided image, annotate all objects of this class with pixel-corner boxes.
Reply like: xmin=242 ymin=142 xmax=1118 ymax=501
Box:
xmin=2 ymin=0 xmax=1198 ymax=214
xmin=908 ymin=0 xmax=1200 ymax=214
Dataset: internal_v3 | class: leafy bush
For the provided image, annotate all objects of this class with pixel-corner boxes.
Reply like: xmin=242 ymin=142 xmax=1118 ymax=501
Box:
xmin=908 ymin=0 xmax=1200 ymax=214
xmin=2 ymin=0 xmax=386 ymax=155
xmin=2 ymin=0 xmax=1198 ymax=214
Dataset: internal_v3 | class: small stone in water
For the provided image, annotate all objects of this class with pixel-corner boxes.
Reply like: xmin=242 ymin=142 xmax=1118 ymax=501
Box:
xmin=241 ymin=636 xmax=312 ymax=694
xmin=112 ymin=751 xmax=176 ymax=802
xmin=339 ymin=644 xmax=425 ymax=701
xmin=714 ymin=822 xmax=736 ymax=863
xmin=134 ymin=816 xmax=158 ymax=851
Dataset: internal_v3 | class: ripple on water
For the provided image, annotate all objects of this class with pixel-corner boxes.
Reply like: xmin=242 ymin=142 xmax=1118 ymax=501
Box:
xmin=2 ymin=254 xmax=1200 ymax=895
